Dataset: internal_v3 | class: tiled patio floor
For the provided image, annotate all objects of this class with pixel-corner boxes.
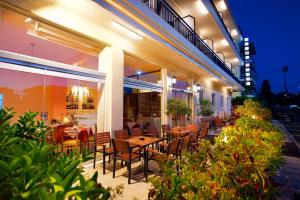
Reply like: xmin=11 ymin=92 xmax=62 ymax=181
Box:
xmin=82 ymin=159 xmax=160 ymax=200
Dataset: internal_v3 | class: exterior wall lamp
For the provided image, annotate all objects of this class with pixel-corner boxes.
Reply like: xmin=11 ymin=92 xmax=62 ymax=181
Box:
xmin=171 ymin=75 xmax=177 ymax=86
xmin=196 ymin=84 xmax=201 ymax=93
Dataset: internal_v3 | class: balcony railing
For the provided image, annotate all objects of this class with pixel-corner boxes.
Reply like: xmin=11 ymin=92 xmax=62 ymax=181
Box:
xmin=208 ymin=0 xmax=240 ymax=52
xmin=140 ymin=0 xmax=241 ymax=84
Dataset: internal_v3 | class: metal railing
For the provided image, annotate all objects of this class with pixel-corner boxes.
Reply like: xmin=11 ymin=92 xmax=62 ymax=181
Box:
xmin=208 ymin=0 xmax=240 ymax=52
xmin=140 ymin=0 xmax=241 ymax=84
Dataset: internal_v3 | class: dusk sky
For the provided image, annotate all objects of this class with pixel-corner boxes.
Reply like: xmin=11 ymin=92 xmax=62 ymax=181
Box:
xmin=228 ymin=0 xmax=300 ymax=93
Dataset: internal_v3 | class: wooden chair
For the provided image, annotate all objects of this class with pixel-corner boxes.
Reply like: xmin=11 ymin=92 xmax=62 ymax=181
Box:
xmin=62 ymin=128 xmax=79 ymax=153
xmin=161 ymin=124 xmax=170 ymax=139
xmin=131 ymin=127 xmax=143 ymax=137
xmin=186 ymin=124 xmax=198 ymax=134
xmin=93 ymin=130 xmax=114 ymax=174
xmin=191 ymin=129 xmax=201 ymax=151
xmin=144 ymin=125 xmax=159 ymax=137
xmin=200 ymin=127 xmax=208 ymax=138
xmin=114 ymin=129 xmax=129 ymax=140
xmin=179 ymin=134 xmax=192 ymax=157
xmin=112 ymin=139 xmax=142 ymax=184
xmin=145 ymin=139 xmax=181 ymax=180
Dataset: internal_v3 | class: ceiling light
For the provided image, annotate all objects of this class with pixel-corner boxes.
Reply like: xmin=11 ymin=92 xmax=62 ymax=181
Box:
xmin=112 ymin=21 xmax=143 ymax=40
xmin=136 ymin=70 xmax=142 ymax=75
xmin=232 ymin=58 xmax=239 ymax=62
xmin=231 ymin=29 xmax=238 ymax=36
xmin=220 ymin=39 xmax=229 ymax=46
xmin=24 ymin=18 xmax=32 ymax=23
xmin=219 ymin=1 xmax=227 ymax=11
xmin=197 ymin=0 xmax=208 ymax=15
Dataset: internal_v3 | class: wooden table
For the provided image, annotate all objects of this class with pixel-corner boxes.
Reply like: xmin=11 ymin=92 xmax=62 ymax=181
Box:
xmin=125 ymin=136 xmax=162 ymax=177
xmin=166 ymin=130 xmax=191 ymax=141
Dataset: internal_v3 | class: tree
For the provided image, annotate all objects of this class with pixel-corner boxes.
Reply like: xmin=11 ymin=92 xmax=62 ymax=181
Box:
xmin=259 ymin=79 xmax=273 ymax=107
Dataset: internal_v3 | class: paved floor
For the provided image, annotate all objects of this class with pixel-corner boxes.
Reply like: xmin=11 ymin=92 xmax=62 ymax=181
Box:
xmin=81 ymin=123 xmax=300 ymax=200
xmin=274 ymin=121 xmax=300 ymax=200
xmin=82 ymin=158 xmax=159 ymax=200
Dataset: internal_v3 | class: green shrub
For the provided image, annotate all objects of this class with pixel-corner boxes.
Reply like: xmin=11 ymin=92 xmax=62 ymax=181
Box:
xmin=149 ymin=100 xmax=284 ymax=199
xmin=197 ymin=100 xmax=214 ymax=117
xmin=167 ymin=99 xmax=191 ymax=126
xmin=0 ymin=108 xmax=115 ymax=200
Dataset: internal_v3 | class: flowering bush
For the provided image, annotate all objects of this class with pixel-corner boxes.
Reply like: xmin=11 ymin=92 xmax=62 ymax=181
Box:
xmin=149 ymin=100 xmax=284 ymax=199
xmin=0 ymin=108 xmax=118 ymax=200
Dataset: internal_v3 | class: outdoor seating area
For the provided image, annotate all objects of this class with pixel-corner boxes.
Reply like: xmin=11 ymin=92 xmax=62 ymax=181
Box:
xmin=44 ymin=116 xmax=232 ymax=187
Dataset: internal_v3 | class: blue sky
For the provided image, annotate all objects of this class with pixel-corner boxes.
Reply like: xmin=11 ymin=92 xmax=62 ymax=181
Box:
xmin=228 ymin=0 xmax=300 ymax=93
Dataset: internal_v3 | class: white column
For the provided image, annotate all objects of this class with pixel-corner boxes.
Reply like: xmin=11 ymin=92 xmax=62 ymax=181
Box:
xmin=160 ymin=67 xmax=168 ymax=127
xmin=98 ymin=46 xmax=124 ymax=135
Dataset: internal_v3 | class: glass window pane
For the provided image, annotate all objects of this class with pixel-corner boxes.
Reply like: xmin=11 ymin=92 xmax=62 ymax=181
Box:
xmin=0 ymin=8 xmax=100 ymax=70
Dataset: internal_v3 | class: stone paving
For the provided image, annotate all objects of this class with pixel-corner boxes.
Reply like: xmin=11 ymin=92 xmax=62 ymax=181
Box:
xmin=274 ymin=121 xmax=300 ymax=200
xmin=82 ymin=159 xmax=158 ymax=200
xmin=80 ymin=122 xmax=300 ymax=200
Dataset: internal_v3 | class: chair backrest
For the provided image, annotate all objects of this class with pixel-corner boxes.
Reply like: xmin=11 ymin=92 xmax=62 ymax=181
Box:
xmin=186 ymin=124 xmax=198 ymax=133
xmin=146 ymin=125 xmax=158 ymax=137
xmin=114 ymin=129 xmax=129 ymax=140
xmin=200 ymin=127 xmax=208 ymax=138
xmin=112 ymin=139 xmax=130 ymax=154
xmin=161 ymin=124 xmax=170 ymax=132
xmin=181 ymin=134 xmax=192 ymax=151
xmin=94 ymin=132 xmax=111 ymax=145
xmin=131 ymin=127 xmax=142 ymax=137
xmin=191 ymin=129 xmax=200 ymax=143
xmin=166 ymin=139 xmax=180 ymax=156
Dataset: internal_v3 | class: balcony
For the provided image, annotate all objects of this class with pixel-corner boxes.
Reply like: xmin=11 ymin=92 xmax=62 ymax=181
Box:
xmin=140 ymin=0 xmax=241 ymax=84
xmin=208 ymin=0 xmax=240 ymax=52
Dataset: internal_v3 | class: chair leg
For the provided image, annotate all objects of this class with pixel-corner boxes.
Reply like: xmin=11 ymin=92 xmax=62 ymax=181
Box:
xmin=121 ymin=161 xmax=123 ymax=168
xmin=145 ymin=151 xmax=148 ymax=181
xmin=113 ymin=157 xmax=116 ymax=178
xmin=108 ymin=154 xmax=111 ymax=164
xmin=103 ymin=153 xmax=106 ymax=174
xmin=93 ymin=151 xmax=96 ymax=169
xmin=127 ymin=160 xmax=131 ymax=184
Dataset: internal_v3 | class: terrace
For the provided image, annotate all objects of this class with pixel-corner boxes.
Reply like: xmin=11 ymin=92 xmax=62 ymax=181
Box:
xmin=0 ymin=99 xmax=287 ymax=199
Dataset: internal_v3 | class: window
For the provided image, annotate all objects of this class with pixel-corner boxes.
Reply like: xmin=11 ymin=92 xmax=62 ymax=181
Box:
xmin=246 ymin=77 xmax=251 ymax=81
xmin=245 ymin=68 xmax=250 ymax=72
xmin=244 ymin=46 xmax=249 ymax=51
xmin=245 ymin=56 xmax=250 ymax=59
xmin=245 ymin=51 xmax=249 ymax=55
xmin=244 ymin=38 xmax=249 ymax=42
xmin=220 ymin=95 xmax=223 ymax=108
xmin=246 ymin=82 xmax=251 ymax=86
xmin=227 ymin=97 xmax=230 ymax=107
xmin=244 ymin=42 xmax=249 ymax=46
xmin=0 ymin=8 xmax=101 ymax=71
xmin=0 ymin=94 xmax=2 ymax=110
xmin=212 ymin=93 xmax=216 ymax=106
xmin=246 ymin=72 xmax=250 ymax=77
xmin=245 ymin=63 xmax=250 ymax=67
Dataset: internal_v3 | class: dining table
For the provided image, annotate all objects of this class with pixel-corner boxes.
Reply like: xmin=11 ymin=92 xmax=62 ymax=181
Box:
xmin=166 ymin=128 xmax=191 ymax=141
xmin=125 ymin=136 xmax=162 ymax=175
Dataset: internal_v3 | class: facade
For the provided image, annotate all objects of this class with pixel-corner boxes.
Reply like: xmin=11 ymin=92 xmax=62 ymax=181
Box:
xmin=240 ymin=37 xmax=257 ymax=96
xmin=0 ymin=0 xmax=245 ymax=133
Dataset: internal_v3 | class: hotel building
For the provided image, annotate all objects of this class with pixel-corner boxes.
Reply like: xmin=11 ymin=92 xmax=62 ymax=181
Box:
xmin=0 ymin=0 xmax=245 ymax=133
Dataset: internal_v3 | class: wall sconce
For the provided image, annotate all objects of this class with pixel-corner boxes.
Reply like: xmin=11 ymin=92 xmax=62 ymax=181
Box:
xmin=171 ymin=75 xmax=177 ymax=85
xmin=196 ymin=84 xmax=201 ymax=93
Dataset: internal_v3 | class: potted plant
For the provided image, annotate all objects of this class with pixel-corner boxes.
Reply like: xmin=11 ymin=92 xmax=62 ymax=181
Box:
xmin=197 ymin=99 xmax=214 ymax=119
xmin=166 ymin=99 xmax=191 ymax=126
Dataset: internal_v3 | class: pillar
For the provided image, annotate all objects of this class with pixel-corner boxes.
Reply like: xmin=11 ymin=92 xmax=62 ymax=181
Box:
xmin=98 ymin=46 xmax=124 ymax=135
xmin=160 ymin=67 xmax=168 ymax=126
